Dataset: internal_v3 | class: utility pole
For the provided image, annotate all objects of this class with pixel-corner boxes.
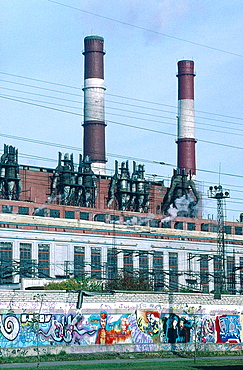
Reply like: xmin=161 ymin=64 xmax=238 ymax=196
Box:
xmin=208 ymin=185 xmax=230 ymax=297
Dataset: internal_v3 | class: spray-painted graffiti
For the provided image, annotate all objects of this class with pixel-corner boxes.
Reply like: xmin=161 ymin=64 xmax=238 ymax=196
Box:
xmin=136 ymin=310 xmax=160 ymax=343
xmin=88 ymin=312 xmax=132 ymax=344
xmin=21 ymin=314 xmax=52 ymax=324
xmin=201 ymin=315 xmax=215 ymax=343
xmin=38 ymin=314 xmax=96 ymax=344
xmin=215 ymin=315 xmax=241 ymax=343
xmin=129 ymin=312 xmax=152 ymax=344
xmin=136 ymin=311 xmax=194 ymax=344
xmin=0 ymin=315 xmax=20 ymax=341
xmin=0 ymin=311 xmax=242 ymax=348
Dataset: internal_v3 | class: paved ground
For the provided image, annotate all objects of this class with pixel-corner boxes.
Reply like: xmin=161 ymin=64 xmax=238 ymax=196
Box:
xmin=1 ymin=356 xmax=243 ymax=369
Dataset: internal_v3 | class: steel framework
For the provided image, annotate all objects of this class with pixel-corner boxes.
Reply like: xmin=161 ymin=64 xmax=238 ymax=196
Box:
xmin=208 ymin=185 xmax=230 ymax=295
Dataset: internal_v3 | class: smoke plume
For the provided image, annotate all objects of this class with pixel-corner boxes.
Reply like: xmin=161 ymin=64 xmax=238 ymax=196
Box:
xmin=161 ymin=194 xmax=197 ymax=223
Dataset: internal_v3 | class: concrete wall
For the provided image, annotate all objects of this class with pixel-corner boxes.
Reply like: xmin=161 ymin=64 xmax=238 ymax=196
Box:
xmin=0 ymin=290 xmax=242 ymax=357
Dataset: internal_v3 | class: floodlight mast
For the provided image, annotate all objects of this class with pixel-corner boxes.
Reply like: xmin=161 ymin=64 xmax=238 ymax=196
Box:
xmin=208 ymin=185 xmax=230 ymax=296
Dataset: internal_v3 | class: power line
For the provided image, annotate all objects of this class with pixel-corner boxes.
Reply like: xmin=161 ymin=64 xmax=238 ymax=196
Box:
xmin=1 ymin=75 xmax=243 ymax=123
xmin=0 ymin=72 xmax=81 ymax=90
xmin=0 ymin=131 xmax=173 ymax=174
xmin=3 ymin=94 xmax=242 ymax=142
xmin=1 ymin=86 xmax=83 ymax=104
xmin=0 ymin=79 xmax=82 ymax=98
xmin=1 ymin=127 xmax=243 ymax=186
xmin=1 ymin=94 xmax=243 ymax=154
xmin=2 ymin=89 xmax=243 ymax=136
xmin=47 ymin=0 xmax=243 ymax=58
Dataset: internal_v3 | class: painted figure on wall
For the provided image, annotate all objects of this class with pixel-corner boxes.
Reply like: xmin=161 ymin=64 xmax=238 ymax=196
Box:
xmin=165 ymin=314 xmax=180 ymax=343
xmin=115 ymin=316 xmax=131 ymax=343
xmin=94 ymin=312 xmax=132 ymax=344
xmin=201 ymin=316 xmax=215 ymax=343
xmin=1 ymin=310 xmax=243 ymax=349
xmin=146 ymin=312 xmax=160 ymax=338
xmin=95 ymin=312 xmax=110 ymax=344
xmin=179 ymin=317 xmax=193 ymax=343
xmin=136 ymin=310 xmax=161 ymax=343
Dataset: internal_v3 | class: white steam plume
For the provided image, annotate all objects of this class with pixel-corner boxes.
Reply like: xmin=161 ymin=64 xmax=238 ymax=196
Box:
xmin=161 ymin=194 xmax=197 ymax=223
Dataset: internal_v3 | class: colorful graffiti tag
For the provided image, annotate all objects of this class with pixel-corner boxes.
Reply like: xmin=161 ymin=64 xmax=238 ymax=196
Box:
xmin=0 ymin=310 xmax=242 ymax=348
xmin=38 ymin=313 xmax=96 ymax=344
xmin=201 ymin=315 xmax=215 ymax=343
xmin=215 ymin=315 xmax=241 ymax=343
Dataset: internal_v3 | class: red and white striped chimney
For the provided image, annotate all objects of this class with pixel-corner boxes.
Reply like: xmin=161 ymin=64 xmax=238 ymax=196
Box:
xmin=83 ymin=36 xmax=106 ymax=175
xmin=176 ymin=60 xmax=196 ymax=179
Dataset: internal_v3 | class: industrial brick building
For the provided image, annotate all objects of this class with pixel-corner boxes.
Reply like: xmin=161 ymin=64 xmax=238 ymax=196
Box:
xmin=0 ymin=35 xmax=242 ymax=295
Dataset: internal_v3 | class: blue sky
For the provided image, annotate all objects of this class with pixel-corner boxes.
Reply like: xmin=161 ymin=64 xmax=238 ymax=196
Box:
xmin=1 ymin=0 xmax=243 ymax=221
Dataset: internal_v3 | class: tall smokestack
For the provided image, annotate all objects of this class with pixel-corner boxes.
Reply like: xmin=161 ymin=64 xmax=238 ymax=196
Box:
xmin=83 ymin=36 xmax=106 ymax=175
xmin=176 ymin=60 xmax=196 ymax=178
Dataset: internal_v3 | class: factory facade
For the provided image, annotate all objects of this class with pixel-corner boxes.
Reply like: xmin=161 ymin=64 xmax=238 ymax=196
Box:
xmin=1 ymin=210 xmax=243 ymax=294
xmin=0 ymin=35 xmax=242 ymax=297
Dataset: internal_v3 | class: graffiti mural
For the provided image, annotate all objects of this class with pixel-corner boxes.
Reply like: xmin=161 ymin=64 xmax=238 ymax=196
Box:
xmin=38 ymin=314 xmax=96 ymax=345
xmin=136 ymin=310 xmax=160 ymax=343
xmin=201 ymin=315 xmax=215 ymax=343
xmin=0 ymin=310 xmax=242 ymax=348
xmin=215 ymin=315 xmax=241 ymax=343
xmin=0 ymin=315 xmax=20 ymax=341
xmin=88 ymin=312 xmax=132 ymax=344
xmin=136 ymin=311 xmax=194 ymax=344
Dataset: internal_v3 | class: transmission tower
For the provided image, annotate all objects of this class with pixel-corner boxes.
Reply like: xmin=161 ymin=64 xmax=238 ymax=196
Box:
xmin=208 ymin=185 xmax=230 ymax=295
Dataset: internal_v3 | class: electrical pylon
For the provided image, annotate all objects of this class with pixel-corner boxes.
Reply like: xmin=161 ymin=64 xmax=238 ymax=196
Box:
xmin=208 ymin=185 xmax=230 ymax=295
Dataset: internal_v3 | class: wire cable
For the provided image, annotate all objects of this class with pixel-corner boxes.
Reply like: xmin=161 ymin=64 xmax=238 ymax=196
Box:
xmin=2 ymin=89 xmax=243 ymax=135
xmin=1 ymin=95 xmax=243 ymax=153
xmin=0 ymin=71 xmax=243 ymax=122
xmin=1 ymin=76 xmax=243 ymax=123
xmin=47 ymin=0 xmax=243 ymax=58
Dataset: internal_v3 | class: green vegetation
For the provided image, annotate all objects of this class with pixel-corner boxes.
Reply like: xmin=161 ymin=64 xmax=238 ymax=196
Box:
xmin=105 ymin=272 xmax=153 ymax=291
xmin=1 ymin=358 xmax=243 ymax=370
xmin=44 ymin=276 xmax=103 ymax=291
xmin=44 ymin=273 xmax=153 ymax=291
xmin=1 ymin=349 xmax=243 ymax=366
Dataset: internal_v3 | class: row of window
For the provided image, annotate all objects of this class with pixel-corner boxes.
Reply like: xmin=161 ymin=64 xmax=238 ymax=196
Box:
xmin=76 ymin=248 xmax=165 ymax=290
xmin=0 ymin=241 xmax=164 ymax=289
xmin=196 ymin=254 xmax=239 ymax=294
xmin=0 ymin=242 xmax=242 ymax=293
xmin=1 ymin=205 xmax=242 ymax=235
xmin=166 ymin=221 xmax=241 ymax=235
xmin=0 ymin=242 xmax=49 ymax=282
xmin=1 ymin=205 xmax=90 ymax=220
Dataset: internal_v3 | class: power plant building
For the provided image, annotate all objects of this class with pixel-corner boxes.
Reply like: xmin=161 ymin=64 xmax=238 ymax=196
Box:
xmin=0 ymin=36 xmax=242 ymax=296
